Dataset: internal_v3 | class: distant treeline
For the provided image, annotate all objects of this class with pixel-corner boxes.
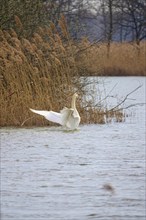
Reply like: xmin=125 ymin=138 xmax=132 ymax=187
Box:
xmin=0 ymin=0 xmax=146 ymax=43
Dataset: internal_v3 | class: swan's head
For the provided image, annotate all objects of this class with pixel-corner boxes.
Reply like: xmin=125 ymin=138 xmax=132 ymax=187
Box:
xmin=73 ymin=93 xmax=78 ymax=98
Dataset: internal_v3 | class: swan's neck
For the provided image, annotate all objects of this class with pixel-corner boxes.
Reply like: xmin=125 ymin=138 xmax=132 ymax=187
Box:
xmin=71 ymin=96 xmax=76 ymax=109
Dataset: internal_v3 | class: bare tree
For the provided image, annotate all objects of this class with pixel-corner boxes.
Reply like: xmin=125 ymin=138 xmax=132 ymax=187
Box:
xmin=98 ymin=0 xmax=116 ymax=56
xmin=114 ymin=0 xmax=146 ymax=44
xmin=91 ymin=0 xmax=146 ymax=44
xmin=107 ymin=0 xmax=114 ymax=57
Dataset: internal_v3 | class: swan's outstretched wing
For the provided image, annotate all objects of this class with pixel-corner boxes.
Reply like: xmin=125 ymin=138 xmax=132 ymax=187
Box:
xmin=30 ymin=106 xmax=80 ymax=129
xmin=30 ymin=108 xmax=62 ymax=125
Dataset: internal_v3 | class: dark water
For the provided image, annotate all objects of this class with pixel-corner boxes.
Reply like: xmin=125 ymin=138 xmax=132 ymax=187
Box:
xmin=1 ymin=77 xmax=146 ymax=220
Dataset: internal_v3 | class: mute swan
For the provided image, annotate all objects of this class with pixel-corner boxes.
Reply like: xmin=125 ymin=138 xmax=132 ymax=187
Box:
xmin=30 ymin=93 xmax=80 ymax=130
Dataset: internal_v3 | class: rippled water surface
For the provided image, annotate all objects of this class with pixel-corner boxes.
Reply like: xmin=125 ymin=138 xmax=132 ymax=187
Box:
xmin=1 ymin=77 xmax=146 ymax=220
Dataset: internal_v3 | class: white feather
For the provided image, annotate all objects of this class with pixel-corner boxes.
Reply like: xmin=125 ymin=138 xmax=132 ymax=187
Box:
xmin=30 ymin=109 xmax=62 ymax=125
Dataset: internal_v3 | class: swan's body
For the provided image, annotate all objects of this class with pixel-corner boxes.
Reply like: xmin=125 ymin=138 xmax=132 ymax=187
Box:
xmin=30 ymin=93 xmax=80 ymax=130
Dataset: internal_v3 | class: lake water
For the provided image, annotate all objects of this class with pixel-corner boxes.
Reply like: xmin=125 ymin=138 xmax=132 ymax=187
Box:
xmin=1 ymin=77 xmax=146 ymax=220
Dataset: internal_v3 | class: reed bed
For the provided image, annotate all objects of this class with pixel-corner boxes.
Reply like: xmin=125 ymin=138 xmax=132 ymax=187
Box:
xmin=0 ymin=18 xmax=80 ymax=126
xmin=76 ymin=41 xmax=146 ymax=76
xmin=102 ymin=42 xmax=146 ymax=76
xmin=1 ymin=17 xmax=143 ymax=126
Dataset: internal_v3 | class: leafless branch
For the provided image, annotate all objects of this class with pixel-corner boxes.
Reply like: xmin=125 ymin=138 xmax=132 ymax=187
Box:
xmin=107 ymin=84 xmax=144 ymax=112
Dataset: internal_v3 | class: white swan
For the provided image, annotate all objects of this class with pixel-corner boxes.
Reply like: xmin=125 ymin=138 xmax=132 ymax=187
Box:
xmin=30 ymin=93 xmax=80 ymax=130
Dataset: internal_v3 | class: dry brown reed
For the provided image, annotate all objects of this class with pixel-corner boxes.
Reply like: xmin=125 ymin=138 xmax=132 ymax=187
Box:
xmin=0 ymin=17 xmax=82 ymax=126
xmin=1 ymin=17 xmax=144 ymax=126
xmin=77 ymin=41 xmax=146 ymax=76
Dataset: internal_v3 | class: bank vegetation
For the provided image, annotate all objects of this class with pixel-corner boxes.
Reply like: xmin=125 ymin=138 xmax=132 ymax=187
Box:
xmin=0 ymin=16 xmax=145 ymax=126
